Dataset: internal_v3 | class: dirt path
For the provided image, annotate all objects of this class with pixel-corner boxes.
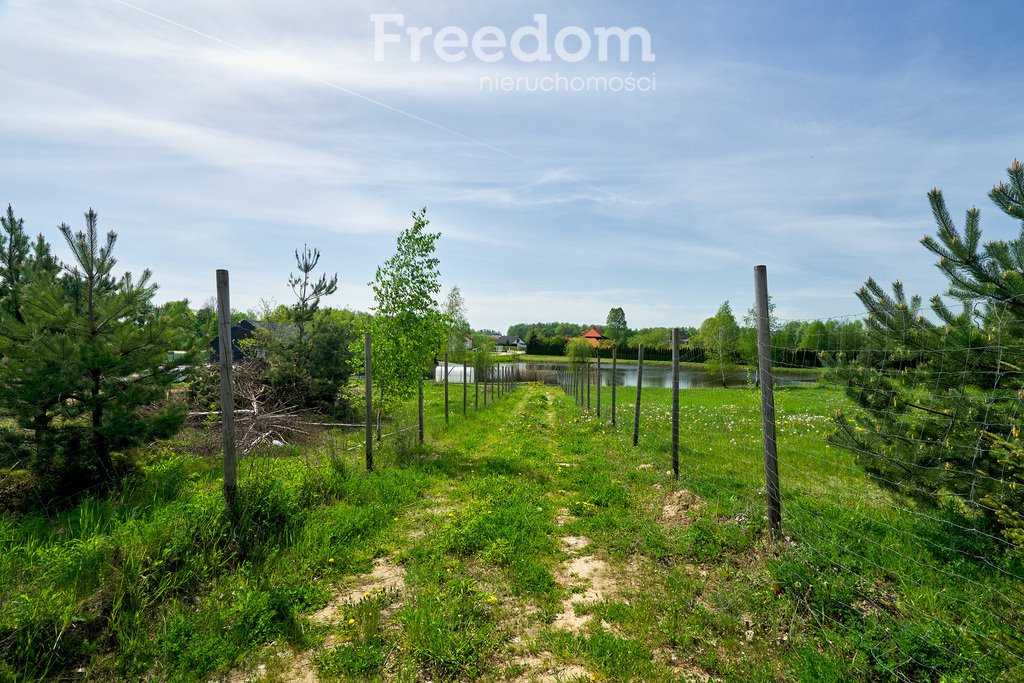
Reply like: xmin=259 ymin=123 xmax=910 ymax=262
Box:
xmin=219 ymin=386 xmax=647 ymax=683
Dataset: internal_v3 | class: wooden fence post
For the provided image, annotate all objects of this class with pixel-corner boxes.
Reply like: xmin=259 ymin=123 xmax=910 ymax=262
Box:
xmin=611 ymin=348 xmax=617 ymax=428
xmin=364 ymin=332 xmax=373 ymax=472
xmin=444 ymin=353 xmax=449 ymax=426
xmin=475 ymin=362 xmax=479 ymax=410
xmin=596 ymin=351 xmax=602 ymax=417
xmin=671 ymin=328 xmax=680 ymax=482
xmin=462 ymin=361 xmax=467 ymax=417
xmin=215 ymin=270 xmax=236 ymax=508
xmin=418 ymin=376 xmax=424 ymax=443
xmin=633 ymin=344 xmax=644 ymax=447
xmin=755 ymin=265 xmax=782 ymax=540
xmin=587 ymin=360 xmax=591 ymax=410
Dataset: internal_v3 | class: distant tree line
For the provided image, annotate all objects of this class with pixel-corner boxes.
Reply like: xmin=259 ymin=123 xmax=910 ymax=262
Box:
xmin=509 ymin=312 xmax=868 ymax=368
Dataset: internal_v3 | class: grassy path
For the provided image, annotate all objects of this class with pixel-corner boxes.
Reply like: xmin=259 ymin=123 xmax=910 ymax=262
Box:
xmin=5 ymin=381 xmax=1020 ymax=681
xmin=262 ymin=384 xmax=779 ymax=682
xmin=273 ymin=382 xmax=1023 ymax=682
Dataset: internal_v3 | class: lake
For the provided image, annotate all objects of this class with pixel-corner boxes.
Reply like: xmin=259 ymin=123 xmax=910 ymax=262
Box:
xmin=510 ymin=361 xmax=819 ymax=389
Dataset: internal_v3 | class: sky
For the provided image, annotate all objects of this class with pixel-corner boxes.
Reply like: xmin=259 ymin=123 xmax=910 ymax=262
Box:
xmin=2 ymin=0 xmax=1022 ymax=333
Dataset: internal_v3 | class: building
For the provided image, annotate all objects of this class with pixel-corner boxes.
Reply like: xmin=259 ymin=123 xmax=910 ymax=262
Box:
xmin=493 ymin=335 xmax=527 ymax=353
xmin=580 ymin=328 xmax=609 ymax=348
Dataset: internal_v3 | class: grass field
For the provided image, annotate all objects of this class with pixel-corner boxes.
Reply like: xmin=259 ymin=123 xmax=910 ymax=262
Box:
xmin=1 ymin=382 xmax=1021 ymax=681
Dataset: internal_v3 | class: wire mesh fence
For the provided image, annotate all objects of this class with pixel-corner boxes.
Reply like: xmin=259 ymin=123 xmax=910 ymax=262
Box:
xmin=551 ymin=281 xmax=1024 ymax=680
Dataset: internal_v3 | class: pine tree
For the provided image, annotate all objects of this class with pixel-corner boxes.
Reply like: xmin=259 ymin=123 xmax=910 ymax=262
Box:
xmin=288 ymin=245 xmax=337 ymax=345
xmin=0 ymin=209 xmax=196 ymax=498
xmin=833 ymin=160 xmax=1024 ymax=552
xmin=0 ymin=204 xmax=31 ymax=321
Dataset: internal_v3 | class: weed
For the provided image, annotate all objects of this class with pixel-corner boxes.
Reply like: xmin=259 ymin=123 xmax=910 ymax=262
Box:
xmin=399 ymin=576 xmax=497 ymax=680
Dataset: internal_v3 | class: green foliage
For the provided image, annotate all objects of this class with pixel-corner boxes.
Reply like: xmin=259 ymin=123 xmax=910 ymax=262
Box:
xmin=548 ymin=629 xmax=659 ymax=682
xmin=0 ymin=209 xmax=197 ymax=499
xmin=692 ymin=301 xmax=740 ymax=386
xmin=241 ymin=246 xmax=354 ymax=417
xmin=257 ymin=306 xmax=359 ymax=417
xmin=604 ymin=306 xmax=629 ymax=350
xmin=507 ymin=321 xmax=588 ymax=340
xmin=314 ymin=588 xmax=393 ymax=679
xmin=399 ymin=576 xmax=498 ymax=680
xmin=316 ymin=638 xmax=387 ymax=678
xmin=370 ymin=208 xmax=445 ymax=415
xmin=471 ymin=337 xmax=496 ymax=384
xmin=157 ymin=299 xmax=199 ymax=346
xmin=564 ymin=336 xmax=596 ymax=364
xmin=739 ymin=297 xmax=777 ymax=367
xmin=0 ymin=442 xmax=428 ymax=681
xmin=628 ymin=326 xmax=672 ymax=351
xmin=442 ymin=285 xmax=470 ymax=362
xmin=288 ymin=244 xmax=338 ymax=345
xmin=0 ymin=204 xmax=30 ymax=322
xmin=233 ymin=476 xmax=307 ymax=556
xmin=0 ymin=471 xmax=34 ymax=514
xmin=832 ymin=160 xmax=1024 ymax=550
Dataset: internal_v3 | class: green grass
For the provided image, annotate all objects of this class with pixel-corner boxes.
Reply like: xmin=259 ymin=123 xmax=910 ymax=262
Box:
xmin=1 ymin=381 xmax=1021 ymax=681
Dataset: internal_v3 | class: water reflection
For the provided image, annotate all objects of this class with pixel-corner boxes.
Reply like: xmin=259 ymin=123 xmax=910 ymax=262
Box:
xmin=515 ymin=362 xmax=818 ymax=389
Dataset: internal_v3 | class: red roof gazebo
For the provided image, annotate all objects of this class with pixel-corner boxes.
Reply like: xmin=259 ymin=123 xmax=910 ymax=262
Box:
xmin=580 ymin=327 xmax=609 ymax=348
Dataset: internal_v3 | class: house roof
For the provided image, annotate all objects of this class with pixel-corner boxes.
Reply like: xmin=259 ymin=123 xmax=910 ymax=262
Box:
xmin=581 ymin=328 xmax=607 ymax=339
xmin=494 ymin=335 xmax=525 ymax=346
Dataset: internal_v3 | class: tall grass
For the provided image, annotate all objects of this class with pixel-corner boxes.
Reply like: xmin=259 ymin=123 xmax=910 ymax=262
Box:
xmin=585 ymin=384 xmax=1024 ymax=680
xmin=0 ymin=436 xmax=427 ymax=681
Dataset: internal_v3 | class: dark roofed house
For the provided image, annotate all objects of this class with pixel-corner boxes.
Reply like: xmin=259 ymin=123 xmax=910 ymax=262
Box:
xmin=494 ymin=335 xmax=527 ymax=353
xmin=210 ymin=319 xmax=257 ymax=363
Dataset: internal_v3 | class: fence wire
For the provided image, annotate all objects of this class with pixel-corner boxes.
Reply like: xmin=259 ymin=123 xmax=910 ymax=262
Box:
xmin=554 ymin=302 xmax=1024 ymax=681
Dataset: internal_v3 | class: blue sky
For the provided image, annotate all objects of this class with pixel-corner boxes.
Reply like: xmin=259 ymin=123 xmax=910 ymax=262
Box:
xmin=2 ymin=1 xmax=1022 ymax=332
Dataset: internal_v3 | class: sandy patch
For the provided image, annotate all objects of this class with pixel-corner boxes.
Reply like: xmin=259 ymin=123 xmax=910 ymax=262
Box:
xmin=659 ymin=489 xmax=702 ymax=528
xmin=311 ymin=557 xmax=405 ymax=625
xmin=560 ymin=535 xmax=591 ymax=552
xmin=218 ymin=558 xmax=405 ymax=683
xmin=552 ymin=552 xmax=617 ymax=632
xmin=510 ymin=655 xmax=591 ymax=683
xmin=535 ymin=664 xmax=591 ymax=682
xmin=655 ymin=649 xmax=713 ymax=683
xmin=217 ymin=646 xmax=317 ymax=683
xmin=555 ymin=507 xmax=576 ymax=527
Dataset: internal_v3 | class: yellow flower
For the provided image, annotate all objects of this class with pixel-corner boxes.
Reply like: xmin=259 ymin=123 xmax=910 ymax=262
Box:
xmin=486 ymin=595 xmax=498 ymax=603
xmin=328 ymin=558 xmax=334 ymax=564
xmin=348 ymin=618 xmax=355 ymax=625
